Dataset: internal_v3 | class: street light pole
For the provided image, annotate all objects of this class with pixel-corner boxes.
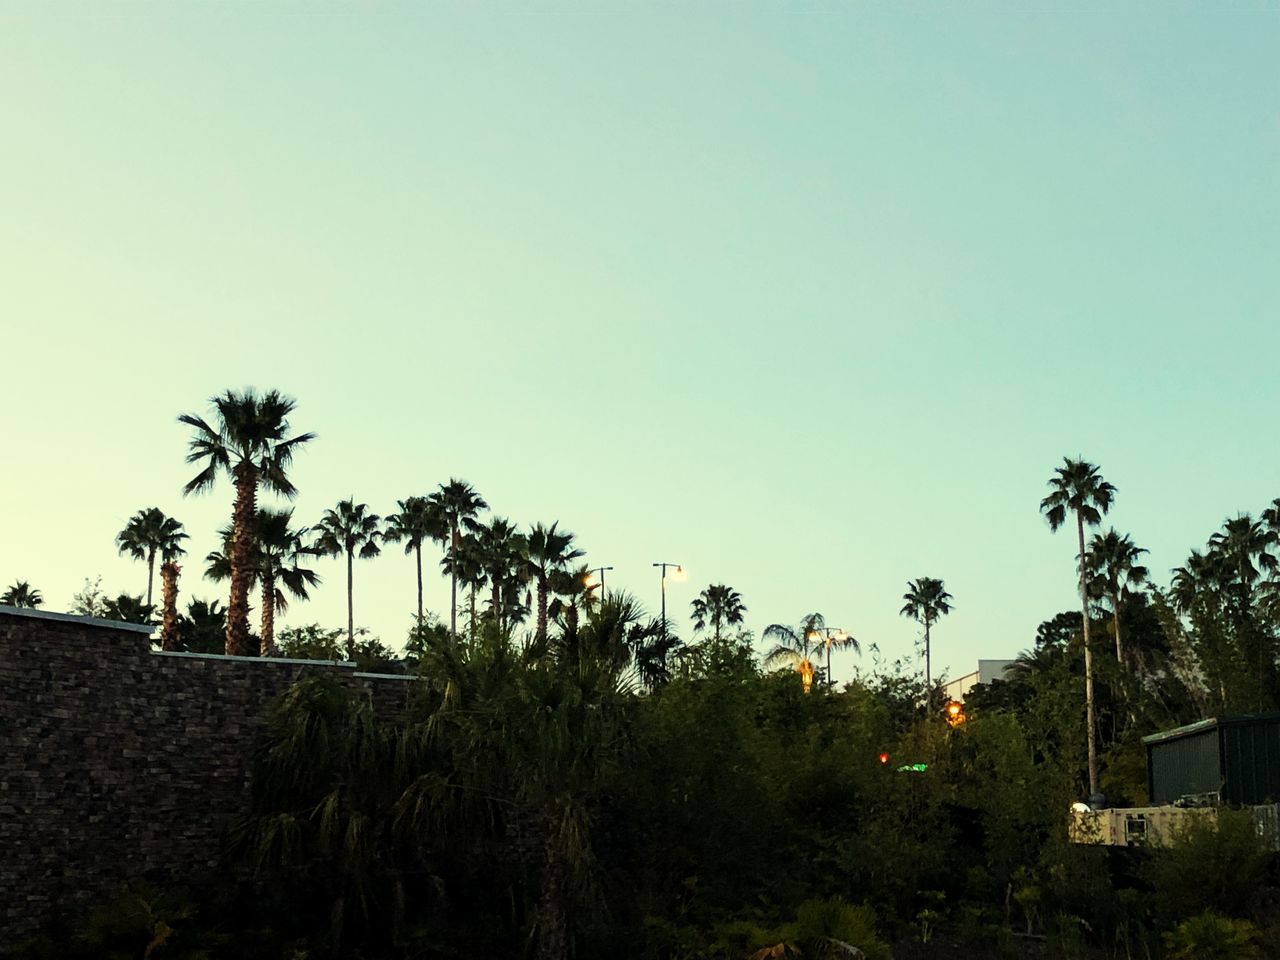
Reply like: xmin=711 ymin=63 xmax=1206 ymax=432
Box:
xmin=587 ymin=565 xmax=614 ymax=603
xmin=807 ymin=626 xmax=852 ymax=689
xmin=652 ymin=562 xmax=683 ymax=638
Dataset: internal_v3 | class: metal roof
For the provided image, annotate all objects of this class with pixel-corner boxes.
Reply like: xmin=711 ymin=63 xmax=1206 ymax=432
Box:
xmin=1142 ymin=713 xmax=1280 ymax=746
xmin=0 ymin=604 xmax=155 ymax=635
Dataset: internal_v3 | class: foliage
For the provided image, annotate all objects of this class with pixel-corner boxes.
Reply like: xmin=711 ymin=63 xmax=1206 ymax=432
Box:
xmin=1163 ymin=911 xmax=1261 ymax=960
xmin=2 ymin=580 xmax=43 ymax=607
xmin=1143 ymin=809 xmax=1270 ymax=925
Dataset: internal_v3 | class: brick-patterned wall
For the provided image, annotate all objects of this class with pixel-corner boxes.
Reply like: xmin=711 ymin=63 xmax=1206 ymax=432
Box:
xmin=0 ymin=608 xmax=416 ymax=949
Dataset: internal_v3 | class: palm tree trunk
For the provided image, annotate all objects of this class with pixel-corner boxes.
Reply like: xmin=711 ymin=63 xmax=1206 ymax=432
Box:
xmin=260 ymin=570 xmax=276 ymax=657
xmin=415 ymin=542 xmax=424 ymax=625
xmin=160 ymin=562 xmax=180 ymax=652
xmin=226 ymin=465 xmax=257 ymax=656
xmin=346 ymin=549 xmax=355 ymax=660
xmin=1111 ymin=591 xmax=1124 ymax=666
xmin=450 ymin=525 xmax=459 ymax=636
xmin=537 ymin=574 xmax=549 ymax=641
xmin=1077 ymin=512 xmax=1100 ymax=797
xmin=491 ymin=579 xmax=501 ymax=629
xmin=469 ymin=586 xmax=477 ymax=639
xmin=146 ymin=548 xmax=156 ymax=609
xmin=925 ymin=620 xmax=932 ymax=687
xmin=536 ymin=804 xmax=570 ymax=960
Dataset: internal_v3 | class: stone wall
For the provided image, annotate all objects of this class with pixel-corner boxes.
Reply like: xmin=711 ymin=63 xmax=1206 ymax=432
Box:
xmin=0 ymin=606 xmax=417 ymax=949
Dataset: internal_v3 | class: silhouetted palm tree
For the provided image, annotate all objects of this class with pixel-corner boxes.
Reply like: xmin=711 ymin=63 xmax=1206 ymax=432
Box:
xmin=689 ymin=584 xmax=747 ymax=643
xmin=1041 ymin=456 xmax=1115 ymax=797
xmin=1 ymin=581 xmax=43 ymax=608
xmin=313 ymin=499 xmax=382 ymax=659
xmin=115 ymin=507 xmax=189 ymax=608
xmin=427 ymin=479 xmax=488 ymax=636
xmin=900 ymin=577 xmax=953 ymax=686
xmin=383 ymin=496 xmax=446 ymax=626
xmin=467 ymin=516 xmax=526 ymax=632
xmin=159 ymin=562 xmax=182 ymax=650
xmin=1087 ymin=529 xmax=1148 ymax=666
xmin=1208 ymin=514 xmax=1276 ymax=608
xmin=524 ymin=522 xmax=585 ymax=642
xmin=179 ymin=388 xmax=314 ymax=655
xmin=763 ymin=613 xmax=826 ymax=693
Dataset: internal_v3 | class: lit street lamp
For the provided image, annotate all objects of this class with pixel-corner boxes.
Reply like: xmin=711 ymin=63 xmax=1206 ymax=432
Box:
xmin=806 ymin=625 xmax=856 ymax=689
xmin=652 ymin=562 xmax=685 ymax=637
xmin=584 ymin=565 xmax=614 ymax=603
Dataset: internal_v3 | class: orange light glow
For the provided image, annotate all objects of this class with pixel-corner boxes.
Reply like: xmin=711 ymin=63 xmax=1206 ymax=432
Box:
xmin=879 ymin=752 xmax=890 ymax=765
xmin=799 ymin=659 xmax=815 ymax=694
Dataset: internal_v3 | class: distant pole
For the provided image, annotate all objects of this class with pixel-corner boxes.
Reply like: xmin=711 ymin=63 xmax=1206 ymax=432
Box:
xmin=652 ymin=562 xmax=682 ymax=639
xmin=589 ymin=565 xmax=614 ymax=603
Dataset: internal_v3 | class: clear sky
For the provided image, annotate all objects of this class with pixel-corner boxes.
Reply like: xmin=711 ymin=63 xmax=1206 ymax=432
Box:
xmin=2 ymin=2 xmax=1277 ymax=682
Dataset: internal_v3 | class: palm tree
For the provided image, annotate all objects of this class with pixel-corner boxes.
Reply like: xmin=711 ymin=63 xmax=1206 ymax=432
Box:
xmin=115 ymin=507 xmax=189 ymax=608
xmin=1040 ymin=456 xmax=1115 ymax=798
xmin=206 ymin=509 xmax=322 ymax=656
xmin=1087 ymin=529 xmax=1149 ymax=666
xmin=900 ymin=577 xmax=953 ymax=687
xmin=383 ymin=496 xmax=446 ymax=626
xmin=1 ymin=581 xmax=43 ymax=608
xmin=467 ymin=516 xmax=527 ymax=633
xmin=524 ymin=522 xmax=585 ymax=642
xmin=312 ymin=499 xmax=382 ymax=659
xmin=427 ymin=479 xmax=488 ymax=636
xmin=763 ymin=613 xmax=827 ymax=693
xmin=689 ymin=584 xmax=747 ymax=643
xmin=102 ymin=593 xmax=154 ymax=624
xmin=1208 ymin=514 xmax=1276 ymax=608
xmin=159 ymin=562 xmax=182 ymax=651
xmin=179 ymin=388 xmax=314 ymax=656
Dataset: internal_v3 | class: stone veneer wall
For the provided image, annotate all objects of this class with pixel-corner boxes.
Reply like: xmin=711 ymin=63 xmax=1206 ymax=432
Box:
xmin=0 ymin=607 xmax=417 ymax=949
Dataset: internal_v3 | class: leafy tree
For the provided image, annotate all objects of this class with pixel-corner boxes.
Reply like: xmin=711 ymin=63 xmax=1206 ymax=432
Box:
xmin=900 ymin=576 xmax=952 ymax=687
xmin=1040 ymin=456 xmax=1115 ymax=797
xmin=382 ymin=496 xmax=446 ymax=626
xmin=2 ymin=581 xmax=43 ymax=608
xmin=426 ymin=478 xmax=488 ymax=636
xmin=179 ymin=388 xmax=314 ymax=656
xmin=312 ymin=499 xmax=382 ymax=660
xmin=689 ymin=583 xmax=747 ymax=644
xmin=1087 ymin=528 xmax=1149 ymax=666
xmin=524 ymin=522 xmax=585 ymax=642
xmin=1164 ymin=912 xmax=1261 ymax=960
xmin=115 ymin=507 xmax=189 ymax=608
xmin=69 ymin=576 xmax=107 ymax=618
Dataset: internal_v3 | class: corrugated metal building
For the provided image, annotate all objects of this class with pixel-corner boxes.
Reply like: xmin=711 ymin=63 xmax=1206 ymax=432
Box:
xmin=1144 ymin=713 xmax=1280 ymax=805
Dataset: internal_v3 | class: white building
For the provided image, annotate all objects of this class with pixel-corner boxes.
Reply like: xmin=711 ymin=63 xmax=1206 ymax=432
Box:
xmin=943 ymin=659 xmax=1015 ymax=703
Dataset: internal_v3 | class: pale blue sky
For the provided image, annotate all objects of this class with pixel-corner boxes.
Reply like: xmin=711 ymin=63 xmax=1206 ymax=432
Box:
xmin=2 ymin=2 xmax=1277 ymax=681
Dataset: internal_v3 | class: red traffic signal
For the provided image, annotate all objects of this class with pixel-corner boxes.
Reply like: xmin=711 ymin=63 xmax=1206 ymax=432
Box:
xmin=878 ymin=752 xmax=890 ymax=765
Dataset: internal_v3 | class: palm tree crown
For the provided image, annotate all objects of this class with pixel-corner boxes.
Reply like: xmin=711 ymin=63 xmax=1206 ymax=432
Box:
xmin=115 ymin=507 xmax=189 ymax=608
xmin=313 ymin=499 xmax=382 ymax=658
xmin=1087 ymin=528 xmax=1149 ymax=665
xmin=763 ymin=613 xmax=827 ymax=693
xmin=179 ymin=388 xmax=314 ymax=655
xmin=2 ymin=581 xmax=43 ymax=608
xmin=900 ymin=576 xmax=952 ymax=686
xmin=524 ymin=522 xmax=585 ymax=642
xmin=690 ymin=584 xmax=748 ymax=643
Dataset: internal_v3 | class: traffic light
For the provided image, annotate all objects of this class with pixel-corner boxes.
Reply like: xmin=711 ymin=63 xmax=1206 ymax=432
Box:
xmin=878 ymin=751 xmax=890 ymax=765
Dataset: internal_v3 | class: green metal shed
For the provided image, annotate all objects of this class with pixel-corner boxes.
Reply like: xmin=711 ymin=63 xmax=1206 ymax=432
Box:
xmin=1144 ymin=714 xmax=1280 ymax=806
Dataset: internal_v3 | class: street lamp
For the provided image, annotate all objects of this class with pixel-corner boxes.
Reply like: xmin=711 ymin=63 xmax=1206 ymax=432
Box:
xmin=584 ymin=566 xmax=614 ymax=603
xmin=652 ymin=562 xmax=684 ymax=637
xmin=806 ymin=626 xmax=855 ymax=689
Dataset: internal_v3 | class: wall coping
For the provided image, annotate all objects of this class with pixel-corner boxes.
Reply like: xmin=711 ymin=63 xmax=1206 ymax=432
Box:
xmin=0 ymin=604 xmax=155 ymax=634
xmin=151 ymin=649 xmax=360 ymax=668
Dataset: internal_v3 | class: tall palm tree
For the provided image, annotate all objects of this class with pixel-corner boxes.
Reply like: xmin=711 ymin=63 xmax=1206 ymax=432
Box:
xmin=159 ymin=562 xmax=182 ymax=651
xmin=1087 ymin=529 xmax=1149 ymax=666
xmin=1208 ymin=513 xmax=1276 ymax=608
xmin=524 ymin=522 xmax=585 ymax=642
xmin=441 ymin=532 xmax=487 ymax=639
xmin=312 ymin=499 xmax=382 ymax=659
xmin=900 ymin=577 xmax=953 ymax=687
xmin=115 ymin=507 xmax=189 ymax=608
xmin=383 ymin=496 xmax=446 ymax=626
xmin=1 ymin=581 xmax=43 ymax=608
xmin=763 ymin=613 xmax=827 ymax=693
xmin=466 ymin=516 xmax=525 ymax=632
xmin=1041 ymin=456 xmax=1115 ymax=798
xmin=206 ymin=508 xmax=322 ymax=656
xmin=179 ymin=388 xmax=314 ymax=656
xmin=689 ymin=584 xmax=748 ymax=643
xmin=427 ymin=479 xmax=488 ymax=636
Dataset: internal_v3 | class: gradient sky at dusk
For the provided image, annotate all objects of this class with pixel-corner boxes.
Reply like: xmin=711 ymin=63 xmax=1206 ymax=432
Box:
xmin=3 ymin=2 xmax=1278 ymax=681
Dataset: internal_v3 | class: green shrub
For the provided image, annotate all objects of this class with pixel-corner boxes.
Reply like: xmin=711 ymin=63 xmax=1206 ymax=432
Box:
xmin=1163 ymin=911 xmax=1260 ymax=960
